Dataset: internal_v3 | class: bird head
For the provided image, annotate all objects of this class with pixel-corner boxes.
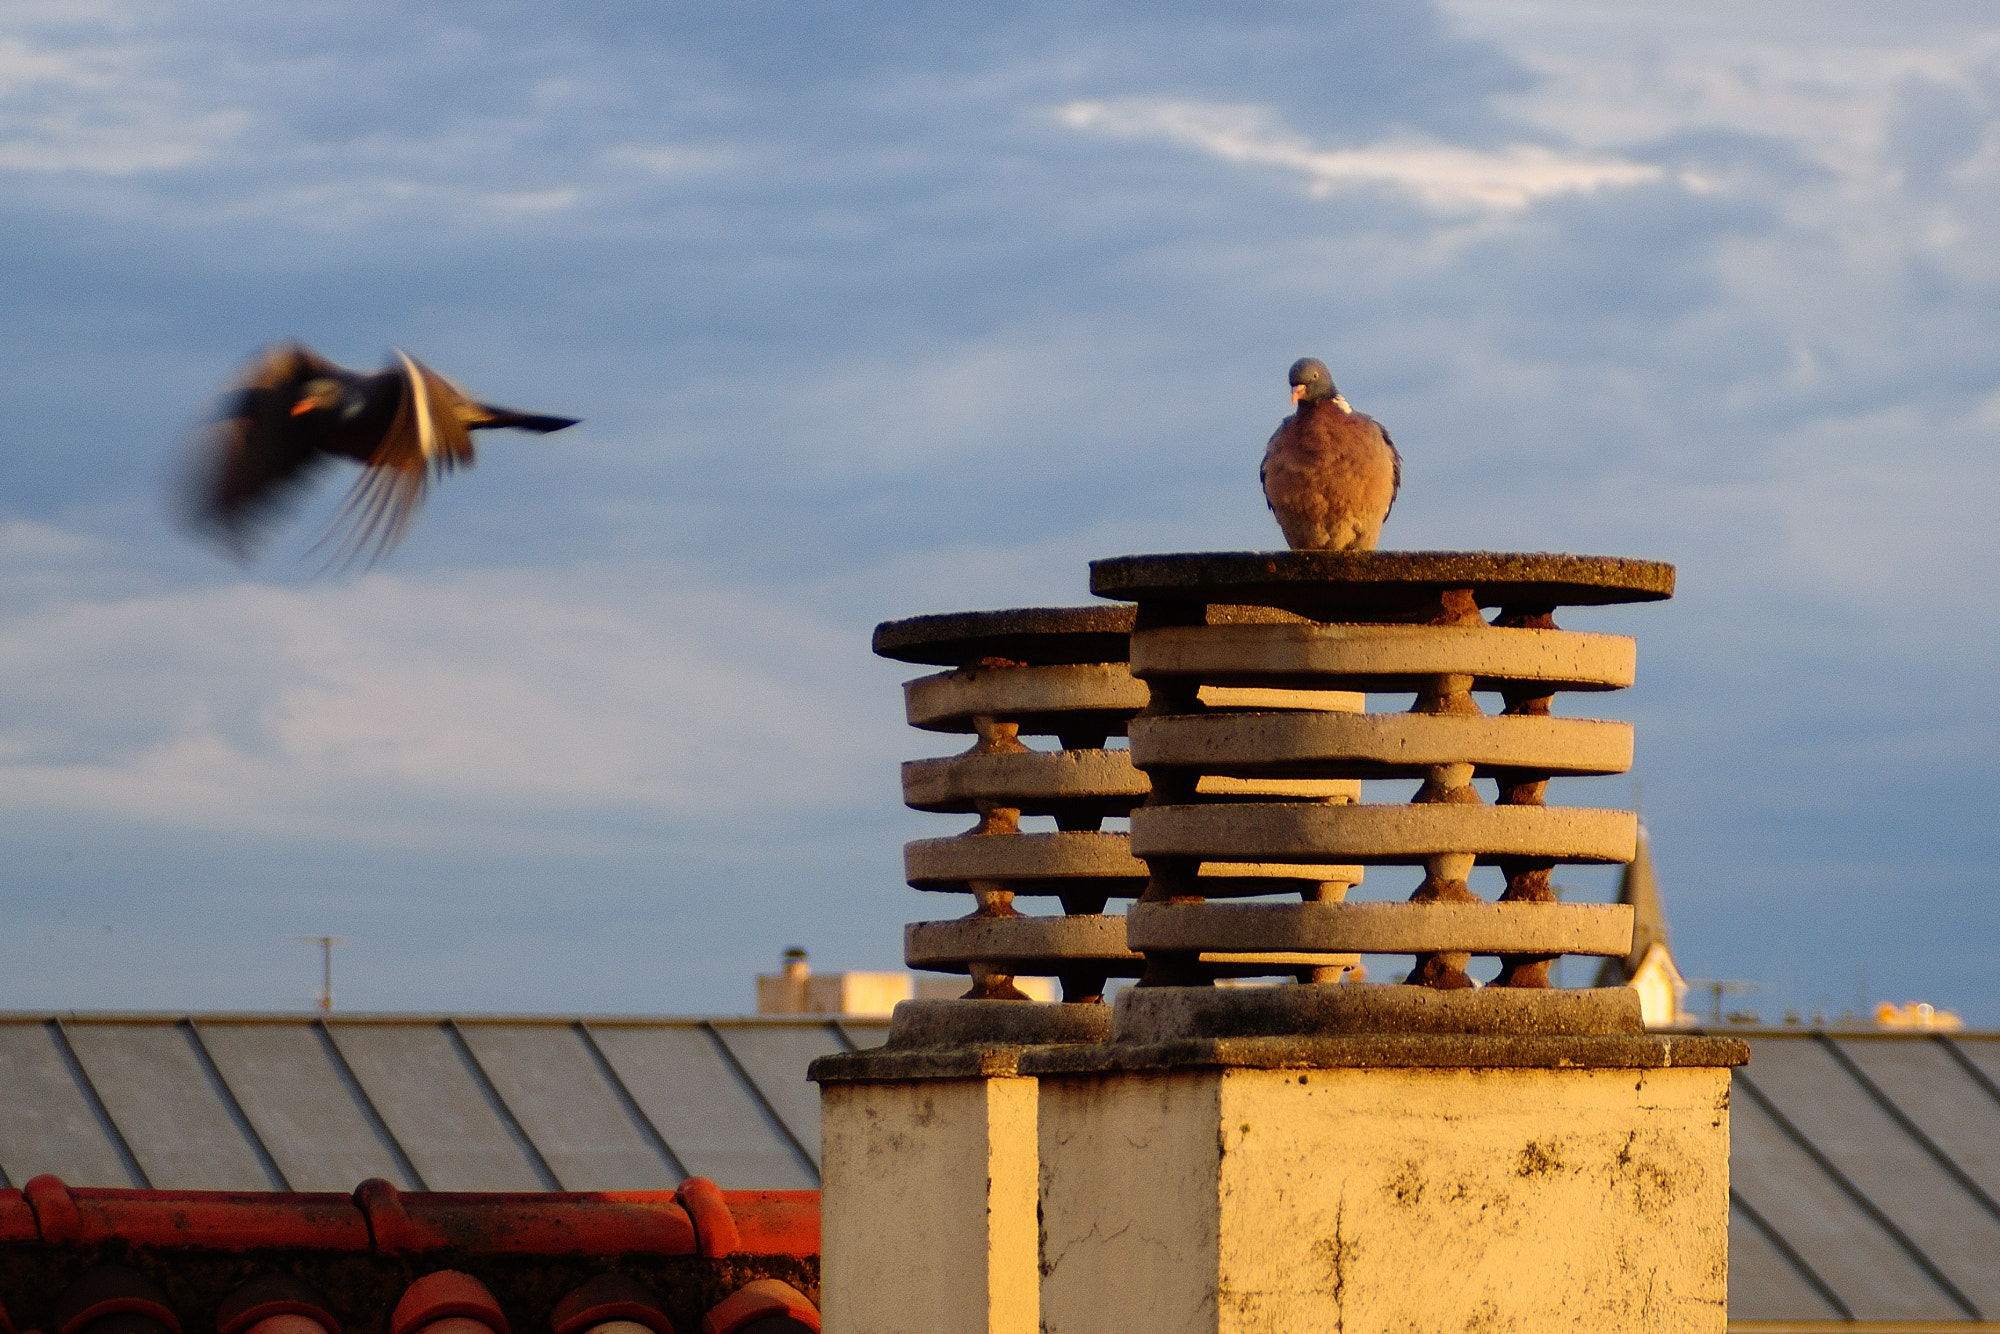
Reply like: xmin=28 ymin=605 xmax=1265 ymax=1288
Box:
xmin=1288 ymin=357 xmax=1337 ymax=405
xmin=289 ymin=377 xmax=348 ymax=417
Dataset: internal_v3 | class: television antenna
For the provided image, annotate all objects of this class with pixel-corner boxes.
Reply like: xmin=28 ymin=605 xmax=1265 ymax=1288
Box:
xmin=1684 ymin=978 xmax=1757 ymax=1026
xmin=294 ymin=936 xmax=344 ymax=1012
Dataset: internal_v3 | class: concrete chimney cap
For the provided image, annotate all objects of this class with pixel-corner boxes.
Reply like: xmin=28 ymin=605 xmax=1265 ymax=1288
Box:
xmin=872 ymin=605 xmax=1135 ymax=667
xmin=1089 ymin=550 xmax=1675 ymax=616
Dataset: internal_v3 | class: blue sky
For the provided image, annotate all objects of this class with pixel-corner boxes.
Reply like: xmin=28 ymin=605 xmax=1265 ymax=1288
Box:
xmin=1 ymin=0 xmax=1996 ymax=1020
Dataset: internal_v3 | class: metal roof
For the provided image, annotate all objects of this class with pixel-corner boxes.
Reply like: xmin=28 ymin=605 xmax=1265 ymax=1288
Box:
xmin=0 ymin=1013 xmax=888 ymax=1194
xmin=2 ymin=1015 xmax=1996 ymax=1327
xmin=1727 ymin=1029 xmax=2000 ymax=1327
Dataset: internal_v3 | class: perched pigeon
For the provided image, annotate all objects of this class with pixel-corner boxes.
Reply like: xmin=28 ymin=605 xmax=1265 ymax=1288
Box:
xmin=1260 ymin=357 xmax=1400 ymax=551
xmin=182 ymin=342 xmax=578 ymax=565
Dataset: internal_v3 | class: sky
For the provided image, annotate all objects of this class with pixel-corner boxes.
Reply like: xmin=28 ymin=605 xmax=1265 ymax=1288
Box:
xmin=1 ymin=0 xmax=1997 ymax=1021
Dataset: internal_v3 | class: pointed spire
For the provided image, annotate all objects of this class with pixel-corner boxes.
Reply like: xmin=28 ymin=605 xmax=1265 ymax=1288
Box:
xmin=1597 ymin=824 xmax=1669 ymax=984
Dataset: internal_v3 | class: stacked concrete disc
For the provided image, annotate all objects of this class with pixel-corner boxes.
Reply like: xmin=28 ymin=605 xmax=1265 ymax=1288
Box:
xmin=1090 ymin=551 xmax=1669 ymax=1020
xmin=875 ymin=606 xmax=1367 ymax=1021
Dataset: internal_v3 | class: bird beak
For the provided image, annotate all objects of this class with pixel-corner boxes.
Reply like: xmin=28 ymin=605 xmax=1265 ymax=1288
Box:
xmin=289 ymin=400 xmax=316 ymax=416
xmin=1291 ymin=385 xmax=1307 ymax=404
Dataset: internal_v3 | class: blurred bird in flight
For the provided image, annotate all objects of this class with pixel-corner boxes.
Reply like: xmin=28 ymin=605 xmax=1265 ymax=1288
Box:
xmin=1260 ymin=357 xmax=1400 ymax=551
xmin=182 ymin=343 xmax=578 ymax=566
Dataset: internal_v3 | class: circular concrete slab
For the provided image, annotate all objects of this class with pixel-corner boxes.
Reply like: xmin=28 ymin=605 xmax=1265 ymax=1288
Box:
xmin=904 ymin=832 xmax=1360 ymax=896
xmin=1090 ymin=551 xmax=1673 ymax=619
xmin=1129 ymin=622 xmax=1637 ymax=691
xmin=1126 ymin=900 xmax=1635 ymax=957
xmin=1130 ymin=802 xmax=1638 ymax=865
xmin=874 ymin=605 xmax=1136 ymax=666
xmin=902 ymin=749 xmax=1151 ymax=815
xmin=903 ymin=662 xmax=1149 ymax=733
xmin=1129 ymin=712 xmax=1634 ymax=779
xmin=904 ymin=913 xmax=1141 ymax=970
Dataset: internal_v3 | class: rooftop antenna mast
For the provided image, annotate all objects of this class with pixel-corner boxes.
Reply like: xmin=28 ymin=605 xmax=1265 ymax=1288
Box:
xmin=294 ymin=936 xmax=344 ymax=1012
xmin=1685 ymin=978 xmax=1757 ymax=1026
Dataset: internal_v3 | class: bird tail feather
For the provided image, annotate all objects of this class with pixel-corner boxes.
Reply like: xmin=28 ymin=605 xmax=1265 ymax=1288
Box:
xmin=470 ymin=406 xmax=580 ymax=433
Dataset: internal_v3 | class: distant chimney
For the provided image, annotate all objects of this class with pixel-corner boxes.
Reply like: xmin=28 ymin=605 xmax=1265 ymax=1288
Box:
xmin=757 ymin=949 xmax=913 ymax=1016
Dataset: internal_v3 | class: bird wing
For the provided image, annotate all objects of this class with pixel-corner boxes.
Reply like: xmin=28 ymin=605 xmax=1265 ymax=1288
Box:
xmin=179 ymin=342 xmax=348 ymax=555
xmin=1379 ymin=419 xmax=1401 ymax=520
xmin=1259 ymin=419 xmax=1290 ymax=515
xmin=313 ymin=350 xmax=478 ymax=567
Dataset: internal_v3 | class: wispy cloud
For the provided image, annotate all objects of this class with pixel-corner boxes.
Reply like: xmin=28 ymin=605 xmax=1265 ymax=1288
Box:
xmin=0 ymin=35 xmax=249 ymax=174
xmin=599 ymin=142 xmax=735 ymax=175
xmin=0 ymin=561 xmax=891 ymax=847
xmin=1057 ymin=97 xmax=1663 ymax=210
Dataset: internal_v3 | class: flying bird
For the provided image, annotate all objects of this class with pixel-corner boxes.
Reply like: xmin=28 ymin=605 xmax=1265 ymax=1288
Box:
xmin=1260 ymin=357 xmax=1400 ymax=551
xmin=182 ymin=342 xmax=578 ymax=565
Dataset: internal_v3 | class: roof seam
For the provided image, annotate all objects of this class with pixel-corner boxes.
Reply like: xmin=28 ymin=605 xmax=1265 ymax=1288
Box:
xmin=1736 ymin=1068 xmax=1981 ymax=1320
xmin=575 ymin=1020 xmax=689 ymax=1183
xmin=50 ymin=1017 xmax=150 ymax=1189
xmin=316 ymin=1019 xmax=427 ymax=1191
xmin=1729 ymin=1185 xmax=1854 ymax=1321
xmin=1817 ymin=1033 xmax=2000 ymax=1230
xmin=445 ymin=1018 xmax=563 ymax=1191
xmin=1937 ymin=1034 xmax=2000 ymax=1112
xmin=183 ymin=1019 xmax=291 ymax=1191
xmin=699 ymin=1020 xmax=820 ymax=1187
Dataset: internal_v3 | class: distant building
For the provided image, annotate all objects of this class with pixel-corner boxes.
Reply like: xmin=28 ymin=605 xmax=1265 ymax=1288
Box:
xmin=755 ymin=947 xmax=910 ymax=1016
xmin=1875 ymin=999 xmax=1966 ymax=1030
xmin=754 ymin=947 xmax=1051 ymax=1015
xmin=1595 ymin=824 xmax=1692 ymax=1028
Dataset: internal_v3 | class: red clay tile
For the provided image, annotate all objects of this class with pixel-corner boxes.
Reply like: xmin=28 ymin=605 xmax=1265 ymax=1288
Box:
xmin=672 ymin=1180 xmax=737 ymax=1259
xmin=548 ymin=1275 xmax=672 ymax=1334
xmin=215 ymin=1275 xmax=338 ymax=1334
xmin=699 ymin=1281 xmax=818 ymax=1334
xmin=389 ymin=1273 xmax=507 ymax=1334
xmin=24 ymin=1177 xmax=81 ymax=1247
xmin=707 ymin=1193 xmax=817 ymax=1258
xmin=52 ymin=1264 xmax=182 ymax=1334
xmin=357 ymin=1182 xmax=697 ymax=1257
xmin=65 ymin=1189 xmax=367 ymax=1252
xmin=0 ymin=1192 xmax=37 ymax=1247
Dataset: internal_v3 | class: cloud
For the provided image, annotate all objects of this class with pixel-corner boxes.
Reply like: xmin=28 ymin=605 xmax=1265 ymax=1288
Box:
xmin=599 ymin=143 xmax=735 ymax=175
xmin=1056 ymin=97 xmax=1663 ymax=210
xmin=0 ymin=556 xmax=898 ymax=850
xmin=0 ymin=34 xmax=250 ymax=173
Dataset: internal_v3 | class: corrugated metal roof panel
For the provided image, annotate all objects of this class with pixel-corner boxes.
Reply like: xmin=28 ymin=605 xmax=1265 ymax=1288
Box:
xmin=0 ymin=1022 xmax=135 ymax=1188
xmin=194 ymin=1021 xmax=412 ymax=1192
xmin=1730 ymin=1066 xmax=1962 ymax=1321
xmin=325 ymin=1022 xmax=546 ymax=1191
xmin=61 ymin=1022 xmax=276 ymax=1191
xmin=454 ymin=1023 xmax=678 ymax=1192
xmin=588 ymin=1023 xmax=815 ymax=1190
xmin=1947 ymin=1035 xmax=2000 ymax=1103
xmin=1726 ymin=1198 xmax=1845 ymax=1323
xmin=709 ymin=1022 xmax=853 ymax=1169
xmin=1743 ymin=1038 xmax=1998 ymax=1315
xmin=1836 ymin=1034 xmax=2000 ymax=1208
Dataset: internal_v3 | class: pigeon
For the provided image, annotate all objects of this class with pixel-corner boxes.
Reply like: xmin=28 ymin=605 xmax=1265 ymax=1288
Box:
xmin=182 ymin=342 xmax=578 ymax=565
xmin=1260 ymin=357 xmax=1400 ymax=551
